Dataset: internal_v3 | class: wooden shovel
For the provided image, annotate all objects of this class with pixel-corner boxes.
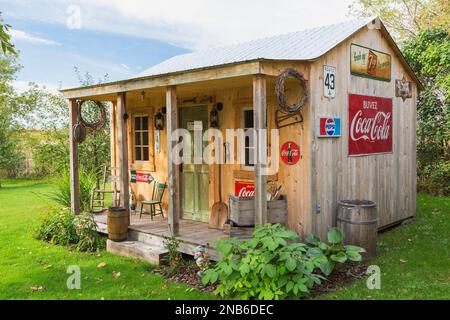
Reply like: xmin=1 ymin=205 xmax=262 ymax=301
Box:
xmin=209 ymin=147 xmax=228 ymax=229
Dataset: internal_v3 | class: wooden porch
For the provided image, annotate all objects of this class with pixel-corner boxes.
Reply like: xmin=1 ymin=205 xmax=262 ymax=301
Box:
xmin=93 ymin=212 xmax=228 ymax=260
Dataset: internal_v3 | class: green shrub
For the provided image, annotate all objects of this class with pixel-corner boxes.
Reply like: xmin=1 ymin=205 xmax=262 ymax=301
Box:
xmin=34 ymin=207 xmax=78 ymax=246
xmin=34 ymin=207 xmax=105 ymax=252
xmin=418 ymin=160 xmax=450 ymax=196
xmin=202 ymin=224 xmax=364 ymax=300
xmin=305 ymin=228 xmax=365 ymax=276
xmin=47 ymin=169 xmax=96 ymax=211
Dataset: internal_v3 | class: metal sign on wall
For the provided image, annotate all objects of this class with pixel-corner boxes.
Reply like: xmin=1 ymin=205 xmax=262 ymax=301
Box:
xmin=348 ymin=94 xmax=393 ymax=156
xmin=323 ymin=65 xmax=336 ymax=98
xmin=280 ymin=141 xmax=301 ymax=165
xmin=350 ymin=44 xmax=391 ymax=82
xmin=235 ymin=181 xmax=255 ymax=198
xmin=130 ymin=170 xmax=154 ymax=184
xmin=317 ymin=116 xmax=341 ymax=138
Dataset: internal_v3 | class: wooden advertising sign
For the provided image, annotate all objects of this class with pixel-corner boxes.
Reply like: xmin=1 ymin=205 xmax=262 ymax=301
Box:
xmin=348 ymin=94 xmax=393 ymax=156
xmin=350 ymin=44 xmax=391 ymax=81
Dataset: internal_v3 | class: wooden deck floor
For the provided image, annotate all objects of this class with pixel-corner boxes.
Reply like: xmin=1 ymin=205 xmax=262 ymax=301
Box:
xmin=93 ymin=212 xmax=228 ymax=259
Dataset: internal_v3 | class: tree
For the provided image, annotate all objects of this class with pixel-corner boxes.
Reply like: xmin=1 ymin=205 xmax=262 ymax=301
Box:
xmin=14 ymin=68 xmax=111 ymax=185
xmin=348 ymin=0 xmax=450 ymax=42
xmin=0 ymin=53 xmax=21 ymax=187
xmin=0 ymin=12 xmax=16 ymax=55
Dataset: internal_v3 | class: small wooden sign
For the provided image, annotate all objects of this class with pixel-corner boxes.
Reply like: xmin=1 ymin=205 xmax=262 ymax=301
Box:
xmin=395 ymin=77 xmax=412 ymax=101
xmin=350 ymin=44 xmax=391 ymax=81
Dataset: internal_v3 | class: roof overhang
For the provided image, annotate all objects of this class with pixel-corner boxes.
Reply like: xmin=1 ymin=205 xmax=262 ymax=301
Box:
xmin=60 ymin=17 xmax=423 ymax=100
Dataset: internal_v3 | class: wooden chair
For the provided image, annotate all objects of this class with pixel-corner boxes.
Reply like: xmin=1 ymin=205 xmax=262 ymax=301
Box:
xmin=90 ymin=166 xmax=120 ymax=213
xmin=140 ymin=182 xmax=167 ymax=220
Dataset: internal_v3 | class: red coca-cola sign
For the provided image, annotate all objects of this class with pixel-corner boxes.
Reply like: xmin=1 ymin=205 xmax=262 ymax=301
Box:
xmin=348 ymin=94 xmax=393 ymax=156
xmin=280 ymin=141 xmax=300 ymax=165
xmin=235 ymin=181 xmax=255 ymax=198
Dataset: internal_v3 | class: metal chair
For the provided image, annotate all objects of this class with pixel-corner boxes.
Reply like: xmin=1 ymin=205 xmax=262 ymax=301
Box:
xmin=140 ymin=181 xmax=166 ymax=219
xmin=90 ymin=166 xmax=120 ymax=213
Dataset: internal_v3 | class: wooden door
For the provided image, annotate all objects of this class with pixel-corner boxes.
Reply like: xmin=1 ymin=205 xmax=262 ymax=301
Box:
xmin=179 ymin=106 xmax=210 ymax=222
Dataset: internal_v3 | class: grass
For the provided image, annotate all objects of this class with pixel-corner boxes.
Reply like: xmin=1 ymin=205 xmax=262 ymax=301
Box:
xmin=0 ymin=179 xmax=448 ymax=300
xmin=0 ymin=179 xmax=213 ymax=300
xmin=318 ymin=193 xmax=450 ymax=300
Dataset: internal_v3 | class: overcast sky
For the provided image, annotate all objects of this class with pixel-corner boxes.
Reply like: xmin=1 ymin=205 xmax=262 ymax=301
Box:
xmin=1 ymin=0 xmax=355 ymax=92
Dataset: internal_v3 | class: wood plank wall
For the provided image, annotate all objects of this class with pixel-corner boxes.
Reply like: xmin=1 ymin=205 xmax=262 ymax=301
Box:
xmin=309 ymin=27 xmax=417 ymax=239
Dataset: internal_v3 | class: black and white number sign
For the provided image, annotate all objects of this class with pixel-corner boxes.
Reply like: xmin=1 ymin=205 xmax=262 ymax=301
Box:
xmin=323 ymin=65 xmax=336 ymax=98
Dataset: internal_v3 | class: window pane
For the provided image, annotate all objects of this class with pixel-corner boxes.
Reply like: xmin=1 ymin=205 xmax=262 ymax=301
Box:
xmin=142 ymin=116 xmax=148 ymax=130
xmin=143 ymin=131 xmax=149 ymax=146
xmin=244 ymin=110 xmax=253 ymax=128
xmin=135 ymin=132 xmax=141 ymax=146
xmin=135 ymin=117 xmax=141 ymax=130
xmin=143 ymin=147 xmax=149 ymax=161
xmin=135 ymin=147 xmax=142 ymax=161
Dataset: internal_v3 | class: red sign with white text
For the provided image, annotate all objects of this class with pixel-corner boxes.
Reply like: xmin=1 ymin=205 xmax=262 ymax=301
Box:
xmin=280 ymin=141 xmax=301 ymax=165
xmin=348 ymin=94 xmax=393 ymax=156
xmin=235 ymin=181 xmax=255 ymax=198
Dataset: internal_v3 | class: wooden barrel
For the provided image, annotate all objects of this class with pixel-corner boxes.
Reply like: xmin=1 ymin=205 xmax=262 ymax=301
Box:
xmin=107 ymin=207 xmax=128 ymax=242
xmin=337 ymin=200 xmax=377 ymax=259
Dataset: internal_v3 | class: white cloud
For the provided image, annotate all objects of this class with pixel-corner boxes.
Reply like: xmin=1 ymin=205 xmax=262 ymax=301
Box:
xmin=120 ymin=63 xmax=130 ymax=70
xmin=3 ymin=0 xmax=355 ymax=50
xmin=10 ymin=29 xmax=61 ymax=46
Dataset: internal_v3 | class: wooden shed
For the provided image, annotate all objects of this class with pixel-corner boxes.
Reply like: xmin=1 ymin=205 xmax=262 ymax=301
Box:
xmin=61 ymin=17 xmax=420 ymax=257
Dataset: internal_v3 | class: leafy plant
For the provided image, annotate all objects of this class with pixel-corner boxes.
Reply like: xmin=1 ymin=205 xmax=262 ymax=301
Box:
xmin=305 ymin=228 xmax=365 ymax=276
xmin=34 ymin=207 xmax=105 ymax=252
xmin=202 ymin=224 xmax=323 ymax=300
xmin=202 ymin=225 xmax=365 ymax=300
xmin=161 ymin=230 xmax=183 ymax=276
xmin=47 ymin=169 xmax=96 ymax=212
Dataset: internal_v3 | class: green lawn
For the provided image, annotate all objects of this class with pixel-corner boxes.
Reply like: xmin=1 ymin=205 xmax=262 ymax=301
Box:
xmin=0 ymin=179 xmax=213 ymax=300
xmin=318 ymin=193 xmax=450 ymax=300
xmin=0 ymin=179 xmax=448 ymax=300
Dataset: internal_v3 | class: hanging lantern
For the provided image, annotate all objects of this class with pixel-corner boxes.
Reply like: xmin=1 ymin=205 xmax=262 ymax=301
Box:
xmin=154 ymin=111 xmax=165 ymax=130
xmin=210 ymin=103 xmax=223 ymax=128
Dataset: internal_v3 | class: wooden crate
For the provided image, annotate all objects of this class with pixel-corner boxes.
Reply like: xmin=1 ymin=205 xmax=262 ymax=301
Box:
xmin=228 ymin=195 xmax=288 ymax=227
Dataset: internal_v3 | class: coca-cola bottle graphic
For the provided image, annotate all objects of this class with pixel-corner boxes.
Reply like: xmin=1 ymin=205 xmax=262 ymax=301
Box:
xmin=287 ymin=143 xmax=293 ymax=164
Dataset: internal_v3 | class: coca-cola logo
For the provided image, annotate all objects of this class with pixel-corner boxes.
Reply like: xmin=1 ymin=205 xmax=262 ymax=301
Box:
xmin=350 ymin=110 xmax=391 ymax=142
xmin=348 ymin=94 xmax=393 ymax=156
xmin=280 ymin=141 xmax=301 ymax=165
xmin=235 ymin=182 xmax=255 ymax=198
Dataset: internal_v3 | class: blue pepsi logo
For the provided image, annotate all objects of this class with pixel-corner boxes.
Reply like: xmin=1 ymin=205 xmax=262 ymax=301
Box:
xmin=325 ymin=118 xmax=336 ymax=136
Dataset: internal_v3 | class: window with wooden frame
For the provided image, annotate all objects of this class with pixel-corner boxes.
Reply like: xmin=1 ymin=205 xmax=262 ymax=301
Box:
xmin=133 ymin=115 xmax=150 ymax=162
xmin=242 ymin=108 xmax=255 ymax=169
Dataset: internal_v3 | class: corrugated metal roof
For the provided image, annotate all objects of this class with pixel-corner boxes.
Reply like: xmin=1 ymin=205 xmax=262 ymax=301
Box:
xmin=136 ymin=17 xmax=375 ymax=78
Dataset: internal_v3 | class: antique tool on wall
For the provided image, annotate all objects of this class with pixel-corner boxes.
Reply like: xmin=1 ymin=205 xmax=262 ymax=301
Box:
xmin=275 ymin=69 xmax=308 ymax=129
xmin=209 ymin=144 xmax=228 ymax=229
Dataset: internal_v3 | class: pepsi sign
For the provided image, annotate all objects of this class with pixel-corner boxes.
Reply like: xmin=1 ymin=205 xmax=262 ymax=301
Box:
xmin=317 ymin=117 xmax=341 ymax=138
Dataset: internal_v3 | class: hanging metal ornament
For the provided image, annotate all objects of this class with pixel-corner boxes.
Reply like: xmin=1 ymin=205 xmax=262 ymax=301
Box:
xmin=275 ymin=69 xmax=308 ymax=114
xmin=77 ymin=100 xmax=107 ymax=131
xmin=73 ymin=123 xmax=87 ymax=143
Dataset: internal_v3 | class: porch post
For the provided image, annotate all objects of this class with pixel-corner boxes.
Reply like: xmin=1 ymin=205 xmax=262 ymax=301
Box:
xmin=116 ymin=93 xmax=130 ymax=225
xmin=69 ymin=99 xmax=80 ymax=215
xmin=166 ymin=85 xmax=180 ymax=236
xmin=110 ymin=101 xmax=118 ymax=206
xmin=253 ymin=74 xmax=268 ymax=225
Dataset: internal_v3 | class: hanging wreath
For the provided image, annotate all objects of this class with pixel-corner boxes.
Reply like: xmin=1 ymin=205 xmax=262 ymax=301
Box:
xmin=275 ymin=69 xmax=308 ymax=114
xmin=77 ymin=100 xmax=107 ymax=131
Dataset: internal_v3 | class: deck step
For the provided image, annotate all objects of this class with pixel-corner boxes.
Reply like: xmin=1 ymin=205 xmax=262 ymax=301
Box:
xmin=106 ymin=240 xmax=168 ymax=265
